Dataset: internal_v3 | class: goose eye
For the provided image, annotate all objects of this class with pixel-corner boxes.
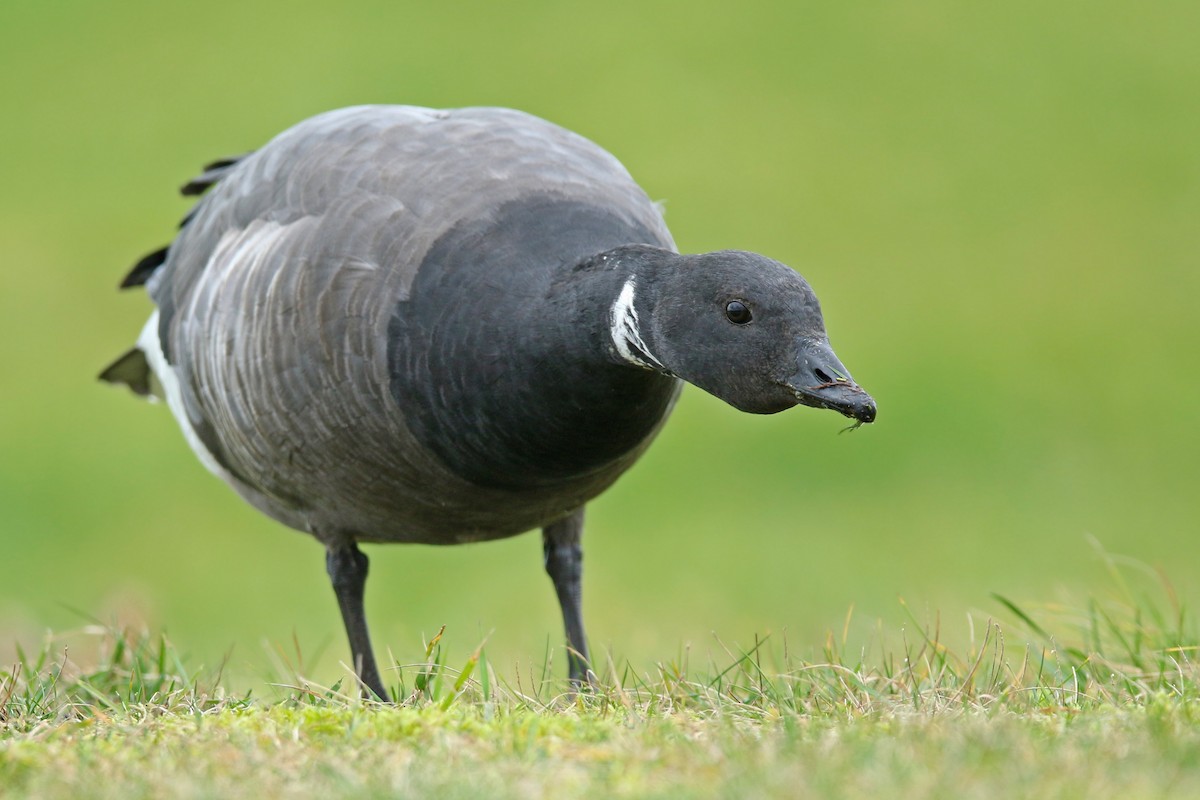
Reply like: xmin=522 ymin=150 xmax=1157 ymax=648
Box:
xmin=725 ymin=300 xmax=752 ymax=325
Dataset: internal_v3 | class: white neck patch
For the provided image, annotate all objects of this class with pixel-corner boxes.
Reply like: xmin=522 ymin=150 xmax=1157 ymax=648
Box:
xmin=609 ymin=278 xmax=663 ymax=370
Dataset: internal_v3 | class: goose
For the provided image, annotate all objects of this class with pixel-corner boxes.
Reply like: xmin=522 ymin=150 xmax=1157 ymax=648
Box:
xmin=101 ymin=105 xmax=876 ymax=698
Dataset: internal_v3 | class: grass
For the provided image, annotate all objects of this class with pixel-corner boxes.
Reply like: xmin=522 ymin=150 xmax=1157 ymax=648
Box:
xmin=4 ymin=0 xmax=1199 ymax=675
xmin=4 ymin=559 xmax=1198 ymax=798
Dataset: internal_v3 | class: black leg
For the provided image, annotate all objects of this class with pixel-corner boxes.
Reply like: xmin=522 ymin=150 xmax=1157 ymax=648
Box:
xmin=326 ymin=543 xmax=389 ymax=701
xmin=543 ymin=509 xmax=590 ymax=684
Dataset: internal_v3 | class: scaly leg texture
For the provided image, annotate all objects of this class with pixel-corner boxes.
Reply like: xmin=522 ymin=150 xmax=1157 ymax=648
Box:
xmin=543 ymin=509 xmax=591 ymax=684
xmin=326 ymin=543 xmax=389 ymax=700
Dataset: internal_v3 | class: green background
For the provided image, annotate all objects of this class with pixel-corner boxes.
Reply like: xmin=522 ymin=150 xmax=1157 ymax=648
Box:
xmin=2 ymin=1 xmax=1197 ymax=688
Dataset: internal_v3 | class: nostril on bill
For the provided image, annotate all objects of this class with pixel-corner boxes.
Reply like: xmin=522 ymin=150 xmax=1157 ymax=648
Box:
xmin=814 ymin=368 xmax=832 ymax=384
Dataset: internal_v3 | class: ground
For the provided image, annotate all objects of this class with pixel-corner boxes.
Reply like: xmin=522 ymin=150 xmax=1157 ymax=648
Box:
xmin=3 ymin=589 xmax=1197 ymax=799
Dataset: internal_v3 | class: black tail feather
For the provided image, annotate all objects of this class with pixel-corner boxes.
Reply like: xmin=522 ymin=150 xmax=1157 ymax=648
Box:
xmin=119 ymin=151 xmax=252 ymax=292
xmin=201 ymin=154 xmax=248 ymax=172
xmin=180 ymin=151 xmax=253 ymax=196
xmin=99 ymin=347 xmax=154 ymax=397
xmin=120 ymin=246 xmax=169 ymax=289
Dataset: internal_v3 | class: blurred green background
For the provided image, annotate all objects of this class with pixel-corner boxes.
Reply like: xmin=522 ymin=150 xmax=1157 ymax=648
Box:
xmin=2 ymin=1 xmax=1197 ymax=688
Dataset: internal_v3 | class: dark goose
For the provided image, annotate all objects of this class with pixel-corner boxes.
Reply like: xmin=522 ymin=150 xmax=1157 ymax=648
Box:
xmin=101 ymin=105 xmax=876 ymax=698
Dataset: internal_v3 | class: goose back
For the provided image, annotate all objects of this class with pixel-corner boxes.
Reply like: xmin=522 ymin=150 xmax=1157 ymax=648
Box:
xmin=141 ymin=106 xmax=678 ymax=544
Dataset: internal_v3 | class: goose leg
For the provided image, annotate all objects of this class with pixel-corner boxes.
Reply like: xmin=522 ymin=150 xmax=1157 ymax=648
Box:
xmin=543 ymin=509 xmax=590 ymax=684
xmin=326 ymin=543 xmax=389 ymax=701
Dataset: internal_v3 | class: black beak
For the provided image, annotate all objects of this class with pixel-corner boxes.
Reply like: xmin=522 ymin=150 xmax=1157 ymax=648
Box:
xmin=786 ymin=339 xmax=877 ymax=424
